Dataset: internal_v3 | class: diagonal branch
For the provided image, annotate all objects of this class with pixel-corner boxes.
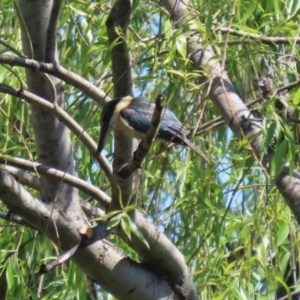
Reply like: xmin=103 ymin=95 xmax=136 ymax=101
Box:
xmin=0 ymin=83 xmax=112 ymax=178
xmin=0 ymin=55 xmax=108 ymax=104
xmin=0 ymin=159 xmax=110 ymax=206
xmin=0 ymin=169 xmax=179 ymax=299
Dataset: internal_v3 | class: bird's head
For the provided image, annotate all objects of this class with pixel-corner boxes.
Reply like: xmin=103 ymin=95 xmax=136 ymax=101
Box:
xmin=97 ymin=98 xmax=120 ymax=153
xmin=97 ymin=96 xmax=133 ymax=153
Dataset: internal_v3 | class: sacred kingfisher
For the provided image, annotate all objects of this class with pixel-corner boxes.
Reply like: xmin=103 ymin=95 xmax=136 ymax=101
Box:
xmin=97 ymin=96 xmax=208 ymax=162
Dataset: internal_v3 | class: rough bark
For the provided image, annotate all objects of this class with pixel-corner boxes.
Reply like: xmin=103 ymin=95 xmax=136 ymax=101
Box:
xmin=0 ymin=170 xmax=180 ymax=300
xmin=18 ymin=0 xmax=85 ymax=225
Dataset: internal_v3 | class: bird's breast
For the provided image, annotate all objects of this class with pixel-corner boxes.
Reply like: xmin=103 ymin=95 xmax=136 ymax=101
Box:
xmin=119 ymin=116 xmax=146 ymax=139
xmin=110 ymin=111 xmax=145 ymax=139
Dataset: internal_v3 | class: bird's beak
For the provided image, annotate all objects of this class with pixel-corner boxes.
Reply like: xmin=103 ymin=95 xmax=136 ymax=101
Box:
xmin=97 ymin=121 xmax=110 ymax=153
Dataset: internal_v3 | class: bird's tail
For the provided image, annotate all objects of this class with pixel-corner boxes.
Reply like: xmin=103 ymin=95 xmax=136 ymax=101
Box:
xmin=183 ymin=138 xmax=209 ymax=163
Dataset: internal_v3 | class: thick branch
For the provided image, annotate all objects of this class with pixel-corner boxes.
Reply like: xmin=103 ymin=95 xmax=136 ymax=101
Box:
xmin=1 ymin=164 xmax=106 ymax=220
xmin=106 ymin=0 xmax=136 ymax=209
xmin=0 ymin=170 xmax=179 ymax=299
xmin=0 ymin=55 xmax=108 ymax=104
xmin=106 ymin=0 xmax=133 ymax=97
xmin=0 ymin=160 xmax=110 ymax=206
xmin=45 ymin=0 xmax=63 ymax=62
xmin=0 ymin=169 xmax=80 ymax=247
xmin=18 ymin=0 xmax=84 ymax=223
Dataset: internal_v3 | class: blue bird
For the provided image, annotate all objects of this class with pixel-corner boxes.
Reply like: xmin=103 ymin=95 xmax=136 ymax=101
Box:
xmin=97 ymin=96 xmax=208 ymax=162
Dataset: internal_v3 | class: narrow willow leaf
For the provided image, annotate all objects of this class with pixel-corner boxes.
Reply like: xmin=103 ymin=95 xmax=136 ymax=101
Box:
xmin=127 ymin=216 xmax=149 ymax=249
xmin=270 ymin=139 xmax=288 ymax=184
xmin=293 ymin=87 xmax=300 ymax=105
xmin=241 ymin=2 xmax=257 ymax=23
xmin=175 ymin=34 xmax=187 ymax=58
xmin=121 ymin=215 xmax=132 ymax=240
xmin=261 ymin=120 xmax=277 ymax=156
xmin=107 ymin=213 xmax=123 ymax=230
xmin=276 ymin=222 xmax=289 ymax=246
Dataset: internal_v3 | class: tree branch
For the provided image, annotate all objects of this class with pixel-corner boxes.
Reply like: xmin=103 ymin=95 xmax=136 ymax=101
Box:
xmin=0 ymin=55 xmax=108 ymax=104
xmin=17 ymin=0 xmax=84 ymax=223
xmin=0 ymin=169 xmax=79 ymax=246
xmin=0 ymin=169 xmax=179 ymax=299
xmin=218 ymin=27 xmax=300 ymax=45
xmin=45 ymin=0 xmax=64 ymax=62
xmin=0 ymin=164 xmax=106 ymax=220
xmin=0 ymin=83 xmax=112 ymax=178
xmin=106 ymin=0 xmax=137 ymax=209
xmin=0 ymin=160 xmax=110 ymax=206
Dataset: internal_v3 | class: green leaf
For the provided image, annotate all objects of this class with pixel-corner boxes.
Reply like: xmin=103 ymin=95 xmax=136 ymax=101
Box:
xmin=175 ymin=34 xmax=186 ymax=58
xmin=241 ymin=2 xmax=257 ymax=23
xmin=126 ymin=216 xmax=150 ymax=249
xmin=68 ymin=4 xmax=88 ymax=16
xmin=293 ymin=87 xmax=300 ymax=105
xmin=120 ymin=215 xmax=132 ymax=240
xmin=261 ymin=120 xmax=277 ymax=157
xmin=270 ymin=139 xmax=288 ymax=184
xmin=279 ymin=252 xmax=291 ymax=274
xmin=193 ymin=19 xmax=206 ymax=33
xmin=242 ymin=257 xmax=257 ymax=270
xmin=163 ymin=19 xmax=172 ymax=40
xmin=107 ymin=213 xmax=123 ymax=230
xmin=276 ymin=222 xmax=289 ymax=246
xmin=257 ymin=243 xmax=267 ymax=268
xmin=92 ymin=209 xmax=122 ymax=222
xmin=287 ymin=0 xmax=300 ymax=18
xmin=167 ymin=69 xmax=185 ymax=78
xmin=124 ymin=204 xmax=139 ymax=213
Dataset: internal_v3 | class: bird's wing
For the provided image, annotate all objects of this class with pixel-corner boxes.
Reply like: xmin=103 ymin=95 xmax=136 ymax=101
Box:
xmin=121 ymin=97 xmax=188 ymax=140
xmin=120 ymin=99 xmax=154 ymax=134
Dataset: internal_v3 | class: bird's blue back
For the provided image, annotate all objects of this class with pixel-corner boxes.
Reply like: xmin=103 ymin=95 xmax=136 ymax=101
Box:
xmin=120 ymin=97 xmax=188 ymax=140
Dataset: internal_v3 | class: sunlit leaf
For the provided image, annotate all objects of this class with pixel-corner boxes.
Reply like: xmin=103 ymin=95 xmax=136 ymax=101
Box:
xmin=292 ymin=87 xmax=300 ymax=105
xmin=126 ymin=216 xmax=150 ymax=249
xmin=270 ymin=139 xmax=288 ymax=183
xmin=107 ymin=213 xmax=123 ymax=229
xmin=121 ymin=215 xmax=132 ymax=240
xmin=276 ymin=222 xmax=289 ymax=246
